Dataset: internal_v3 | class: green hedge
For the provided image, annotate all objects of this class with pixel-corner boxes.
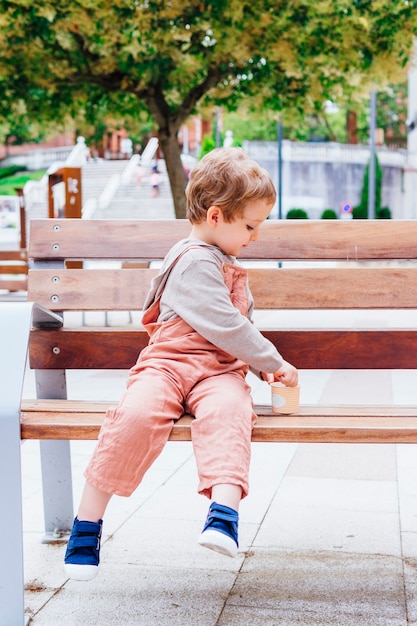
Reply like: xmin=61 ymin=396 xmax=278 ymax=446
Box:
xmin=286 ymin=208 xmax=308 ymax=219
xmin=0 ymin=165 xmax=27 ymax=180
xmin=321 ymin=209 xmax=338 ymax=219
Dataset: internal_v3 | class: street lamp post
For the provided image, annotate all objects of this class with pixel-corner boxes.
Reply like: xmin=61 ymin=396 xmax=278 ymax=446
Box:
xmin=368 ymin=90 xmax=377 ymax=219
xmin=277 ymin=119 xmax=283 ymax=219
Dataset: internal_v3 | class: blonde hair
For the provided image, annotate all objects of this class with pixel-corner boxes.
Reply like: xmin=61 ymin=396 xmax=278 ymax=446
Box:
xmin=186 ymin=147 xmax=276 ymax=224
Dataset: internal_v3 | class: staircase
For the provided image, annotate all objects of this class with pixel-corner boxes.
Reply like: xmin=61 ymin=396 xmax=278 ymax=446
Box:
xmin=24 ymin=155 xmax=180 ymax=224
xmin=98 ymin=159 xmax=175 ymax=220
xmin=82 ymin=160 xmax=127 ymax=206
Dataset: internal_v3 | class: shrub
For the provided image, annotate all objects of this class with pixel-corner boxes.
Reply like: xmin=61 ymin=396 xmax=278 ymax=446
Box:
xmin=0 ymin=165 xmax=26 ymax=179
xmin=199 ymin=135 xmax=216 ymax=158
xmin=286 ymin=208 xmax=308 ymax=219
xmin=353 ymin=204 xmax=392 ymax=219
xmin=321 ymin=209 xmax=338 ymax=219
xmin=353 ymin=155 xmax=392 ymax=218
xmin=378 ymin=207 xmax=392 ymax=219
xmin=352 ymin=204 xmax=367 ymax=219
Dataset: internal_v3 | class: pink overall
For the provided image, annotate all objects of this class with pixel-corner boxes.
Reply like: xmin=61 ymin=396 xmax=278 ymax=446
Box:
xmin=85 ymin=260 xmax=257 ymax=500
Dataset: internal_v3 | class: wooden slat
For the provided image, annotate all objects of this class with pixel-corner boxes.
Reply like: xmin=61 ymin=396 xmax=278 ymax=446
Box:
xmin=249 ymin=267 xmax=417 ymax=309
xmin=29 ymin=219 xmax=191 ymax=260
xmin=29 ymin=328 xmax=417 ymax=370
xmin=19 ymin=400 xmax=417 ymax=443
xmin=0 ymin=278 xmax=27 ymax=291
xmin=254 ymin=220 xmax=417 ymax=261
xmin=28 ymin=219 xmax=417 ymax=262
xmin=28 ymin=268 xmax=158 ymax=310
xmin=0 ymin=250 xmax=27 ymax=261
xmin=29 ymin=328 xmax=149 ymax=369
xmin=0 ymin=263 xmax=28 ymax=275
xmin=28 ymin=266 xmax=417 ymax=311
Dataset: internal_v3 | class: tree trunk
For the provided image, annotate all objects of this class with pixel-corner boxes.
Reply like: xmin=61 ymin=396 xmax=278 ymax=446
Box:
xmin=158 ymin=130 xmax=188 ymax=219
xmin=346 ymin=110 xmax=358 ymax=144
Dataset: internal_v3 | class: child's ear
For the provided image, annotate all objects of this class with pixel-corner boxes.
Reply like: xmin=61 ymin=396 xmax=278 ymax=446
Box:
xmin=206 ymin=205 xmax=222 ymax=227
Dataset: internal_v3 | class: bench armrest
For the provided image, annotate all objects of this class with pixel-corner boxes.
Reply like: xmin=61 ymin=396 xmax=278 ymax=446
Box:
xmin=0 ymin=301 xmax=62 ymax=622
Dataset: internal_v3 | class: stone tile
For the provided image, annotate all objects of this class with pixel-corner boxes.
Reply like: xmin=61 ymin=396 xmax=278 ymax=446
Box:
xmin=221 ymin=549 xmax=406 ymax=626
xmin=392 ymin=371 xmax=417 ymax=405
xmin=397 ymin=444 xmax=417 ymax=469
xmin=254 ymin=480 xmax=401 ymax=556
xmin=29 ymin=564 xmax=236 ymax=626
xmin=404 ymin=559 xmax=417 ymax=623
xmin=286 ymin=443 xmax=397 ymax=481
xmin=319 ymin=370 xmax=393 ymax=405
xmin=267 ymin=475 xmax=399 ymax=513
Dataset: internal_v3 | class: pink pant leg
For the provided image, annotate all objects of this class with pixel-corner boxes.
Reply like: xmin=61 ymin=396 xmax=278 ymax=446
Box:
xmin=85 ymin=368 xmax=184 ymax=496
xmin=186 ymin=372 xmax=256 ymax=500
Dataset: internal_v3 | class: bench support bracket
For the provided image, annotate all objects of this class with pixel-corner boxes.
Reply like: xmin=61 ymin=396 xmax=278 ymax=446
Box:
xmin=35 ymin=370 xmax=74 ymax=542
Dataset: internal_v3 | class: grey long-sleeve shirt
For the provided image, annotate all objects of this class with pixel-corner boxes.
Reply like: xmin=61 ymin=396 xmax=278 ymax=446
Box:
xmin=143 ymin=238 xmax=284 ymax=377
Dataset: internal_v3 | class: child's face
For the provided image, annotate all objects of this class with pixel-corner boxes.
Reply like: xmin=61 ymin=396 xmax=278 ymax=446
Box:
xmin=213 ymin=198 xmax=273 ymax=257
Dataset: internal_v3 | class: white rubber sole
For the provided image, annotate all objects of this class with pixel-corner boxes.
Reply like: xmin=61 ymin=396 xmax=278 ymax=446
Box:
xmin=64 ymin=563 xmax=99 ymax=581
xmin=198 ymin=529 xmax=238 ymax=558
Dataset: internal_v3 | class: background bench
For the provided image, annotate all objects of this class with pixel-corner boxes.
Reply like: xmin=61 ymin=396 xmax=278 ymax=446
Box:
xmin=0 ymin=249 xmax=28 ymax=292
xmin=0 ymin=194 xmax=28 ymax=295
xmin=2 ymin=217 xmax=417 ymax=625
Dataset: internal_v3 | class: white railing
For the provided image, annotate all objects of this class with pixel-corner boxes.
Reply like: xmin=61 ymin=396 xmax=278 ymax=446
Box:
xmin=98 ymin=174 xmax=121 ymax=211
xmin=121 ymin=154 xmax=140 ymax=184
xmin=140 ymin=137 xmax=159 ymax=165
xmin=23 ymin=137 xmax=89 ymax=214
xmin=2 ymin=145 xmax=75 ymax=171
xmin=243 ymin=140 xmax=409 ymax=168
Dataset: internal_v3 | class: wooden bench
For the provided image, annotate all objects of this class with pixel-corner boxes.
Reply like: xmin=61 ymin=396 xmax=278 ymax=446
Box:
xmin=0 ymin=248 xmax=28 ymax=292
xmin=2 ymin=217 xmax=417 ymax=625
xmin=0 ymin=193 xmax=28 ymax=294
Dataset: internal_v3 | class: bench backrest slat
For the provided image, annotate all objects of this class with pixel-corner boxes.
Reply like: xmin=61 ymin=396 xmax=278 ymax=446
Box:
xmin=29 ymin=328 xmax=417 ymax=370
xmin=29 ymin=219 xmax=417 ymax=261
xmin=29 ymin=267 xmax=417 ymax=310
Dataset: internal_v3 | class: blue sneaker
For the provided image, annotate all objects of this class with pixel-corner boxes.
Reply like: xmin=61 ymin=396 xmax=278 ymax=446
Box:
xmin=198 ymin=502 xmax=239 ymax=558
xmin=64 ymin=518 xmax=102 ymax=581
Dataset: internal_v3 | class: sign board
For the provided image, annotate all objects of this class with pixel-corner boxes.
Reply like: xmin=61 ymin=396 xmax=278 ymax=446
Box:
xmin=0 ymin=196 xmax=20 ymax=245
xmin=340 ymin=202 xmax=353 ymax=214
xmin=48 ymin=167 xmax=82 ymax=219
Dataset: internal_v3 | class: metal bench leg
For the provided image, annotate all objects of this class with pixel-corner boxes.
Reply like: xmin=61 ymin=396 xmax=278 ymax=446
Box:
xmin=0 ymin=303 xmax=35 ymax=626
xmin=35 ymin=370 xmax=74 ymax=542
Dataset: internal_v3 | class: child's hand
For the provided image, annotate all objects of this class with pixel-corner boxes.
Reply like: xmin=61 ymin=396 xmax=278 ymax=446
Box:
xmin=262 ymin=360 xmax=298 ymax=387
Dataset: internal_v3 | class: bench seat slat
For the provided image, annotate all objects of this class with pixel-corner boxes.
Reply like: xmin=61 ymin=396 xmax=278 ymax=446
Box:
xmin=20 ymin=400 xmax=417 ymax=443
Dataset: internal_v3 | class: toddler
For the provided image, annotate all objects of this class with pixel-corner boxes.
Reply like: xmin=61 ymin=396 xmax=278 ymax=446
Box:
xmin=64 ymin=147 xmax=298 ymax=580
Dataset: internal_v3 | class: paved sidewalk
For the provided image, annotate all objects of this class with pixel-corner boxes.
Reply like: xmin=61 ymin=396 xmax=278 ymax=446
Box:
xmin=20 ymin=166 xmax=417 ymax=624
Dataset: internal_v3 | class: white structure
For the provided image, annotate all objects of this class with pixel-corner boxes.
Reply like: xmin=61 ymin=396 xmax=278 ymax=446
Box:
xmin=244 ymin=140 xmax=409 ymax=219
xmin=405 ymin=46 xmax=417 ymax=218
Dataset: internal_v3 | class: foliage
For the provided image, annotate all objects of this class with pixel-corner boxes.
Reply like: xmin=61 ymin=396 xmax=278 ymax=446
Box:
xmin=0 ymin=165 xmax=26 ymax=179
xmin=352 ymin=154 xmax=386 ymax=218
xmin=223 ymin=107 xmax=278 ymax=143
xmin=200 ymin=134 xmax=217 ymax=159
xmin=378 ymin=207 xmax=392 ymax=218
xmin=374 ymin=80 xmax=408 ymax=146
xmin=286 ymin=208 xmax=309 ymax=219
xmin=223 ymin=78 xmax=409 ymax=145
xmin=0 ymin=169 xmax=46 ymax=195
xmin=321 ymin=209 xmax=338 ymax=219
xmin=0 ymin=1 xmax=416 ymax=216
xmin=0 ymin=98 xmax=65 ymax=154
